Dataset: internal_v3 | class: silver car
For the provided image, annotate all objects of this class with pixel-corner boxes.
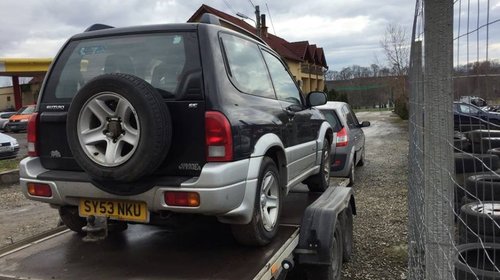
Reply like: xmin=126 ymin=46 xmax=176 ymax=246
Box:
xmin=0 ymin=112 xmax=16 ymax=131
xmin=315 ymin=102 xmax=370 ymax=185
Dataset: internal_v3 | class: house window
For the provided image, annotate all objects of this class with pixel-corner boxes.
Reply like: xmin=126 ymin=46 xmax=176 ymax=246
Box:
xmin=6 ymin=96 xmax=10 ymax=102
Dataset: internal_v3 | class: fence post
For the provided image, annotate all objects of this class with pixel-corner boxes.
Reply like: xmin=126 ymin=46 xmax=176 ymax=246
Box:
xmin=408 ymin=39 xmax=425 ymax=280
xmin=423 ymin=0 xmax=455 ymax=279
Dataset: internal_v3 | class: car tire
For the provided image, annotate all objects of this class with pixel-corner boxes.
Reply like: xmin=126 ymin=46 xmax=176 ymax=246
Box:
xmin=59 ymin=206 xmax=86 ymax=235
xmin=66 ymin=73 xmax=172 ymax=183
xmin=481 ymin=137 xmax=500 ymax=151
xmin=465 ymin=174 xmax=500 ymax=201
xmin=231 ymin=157 xmax=282 ymax=246
xmin=342 ymin=205 xmax=353 ymax=263
xmin=458 ymin=201 xmax=500 ymax=243
xmin=466 ymin=129 xmax=500 ymax=144
xmin=454 ymin=243 xmax=500 ymax=279
xmin=305 ymin=221 xmax=343 ymax=280
xmin=488 ymin=148 xmax=500 ymax=158
xmin=305 ymin=139 xmax=331 ymax=192
xmin=454 ymin=153 xmax=499 ymax=174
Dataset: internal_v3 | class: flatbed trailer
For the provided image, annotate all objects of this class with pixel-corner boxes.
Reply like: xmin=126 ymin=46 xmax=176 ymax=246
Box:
xmin=0 ymin=179 xmax=354 ymax=280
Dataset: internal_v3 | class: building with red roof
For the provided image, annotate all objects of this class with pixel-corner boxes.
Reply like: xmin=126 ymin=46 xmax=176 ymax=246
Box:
xmin=188 ymin=5 xmax=328 ymax=93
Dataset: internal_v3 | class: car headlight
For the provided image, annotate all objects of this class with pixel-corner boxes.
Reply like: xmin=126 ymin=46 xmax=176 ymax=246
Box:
xmin=11 ymin=140 xmax=18 ymax=147
xmin=21 ymin=119 xmax=29 ymax=122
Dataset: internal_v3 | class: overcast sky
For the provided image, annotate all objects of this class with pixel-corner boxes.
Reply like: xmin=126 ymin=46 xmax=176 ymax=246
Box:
xmin=0 ymin=0 xmax=416 ymax=86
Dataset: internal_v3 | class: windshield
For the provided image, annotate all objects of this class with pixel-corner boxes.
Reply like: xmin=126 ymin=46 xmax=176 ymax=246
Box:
xmin=17 ymin=106 xmax=35 ymax=115
xmin=44 ymin=32 xmax=200 ymax=101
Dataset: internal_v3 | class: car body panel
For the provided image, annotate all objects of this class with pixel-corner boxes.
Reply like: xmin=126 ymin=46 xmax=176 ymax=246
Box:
xmin=20 ymin=20 xmax=330 ymax=225
xmin=453 ymin=102 xmax=500 ymax=131
xmin=315 ymin=102 xmax=368 ymax=177
xmin=5 ymin=105 xmax=35 ymax=132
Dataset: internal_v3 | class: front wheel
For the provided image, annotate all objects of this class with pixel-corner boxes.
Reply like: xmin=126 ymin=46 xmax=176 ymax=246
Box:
xmin=231 ymin=157 xmax=282 ymax=246
xmin=305 ymin=139 xmax=331 ymax=192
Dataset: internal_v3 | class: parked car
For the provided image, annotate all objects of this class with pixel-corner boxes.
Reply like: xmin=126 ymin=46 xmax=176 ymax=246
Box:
xmin=5 ymin=105 xmax=36 ymax=132
xmin=453 ymin=102 xmax=500 ymax=132
xmin=0 ymin=111 xmax=16 ymax=131
xmin=20 ymin=14 xmax=333 ymax=246
xmin=315 ymin=101 xmax=370 ymax=186
xmin=0 ymin=132 xmax=19 ymax=159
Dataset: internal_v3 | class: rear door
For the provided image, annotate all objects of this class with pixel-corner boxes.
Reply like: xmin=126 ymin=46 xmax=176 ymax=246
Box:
xmin=38 ymin=31 xmax=206 ymax=177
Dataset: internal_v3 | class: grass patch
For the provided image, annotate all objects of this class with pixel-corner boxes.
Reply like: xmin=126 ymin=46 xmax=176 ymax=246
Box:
xmin=0 ymin=158 xmax=20 ymax=172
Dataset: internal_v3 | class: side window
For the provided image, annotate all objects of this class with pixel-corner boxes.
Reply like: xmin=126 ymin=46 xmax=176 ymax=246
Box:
xmin=220 ymin=33 xmax=275 ymax=98
xmin=344 ymin=106 xmax=357 ymax=129
xmin=261 ymin=51 xmax=302 ymax=105
xmin=321 ymin=110 xmax=342 ymax=132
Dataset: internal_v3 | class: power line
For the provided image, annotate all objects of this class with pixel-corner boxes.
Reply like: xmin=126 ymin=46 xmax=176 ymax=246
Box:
xmin=265 ymin=3 xmax=276 ymax=35
xmin=223 ymin=0 xmax=236 ymax=14
xmin=248 ymin=0 xmax=255 ymax=8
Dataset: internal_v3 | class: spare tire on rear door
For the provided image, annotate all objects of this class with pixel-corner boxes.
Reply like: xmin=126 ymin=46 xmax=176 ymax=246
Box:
xmin=66 ymin=73 xmax=172 ymax=183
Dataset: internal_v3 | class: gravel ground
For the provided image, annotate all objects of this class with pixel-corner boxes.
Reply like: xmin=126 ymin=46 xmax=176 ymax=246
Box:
xmin=342 ymin=110 xmax=409 ymax=279
xmin=0 ymin=110 xmax=409 ymax=279
xmin=0 ymin=184 xmax=59 ymax=247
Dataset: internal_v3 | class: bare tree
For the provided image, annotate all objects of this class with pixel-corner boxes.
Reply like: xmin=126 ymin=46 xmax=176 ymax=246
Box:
xmin=380 ymin=23 xmax=410 ymax=76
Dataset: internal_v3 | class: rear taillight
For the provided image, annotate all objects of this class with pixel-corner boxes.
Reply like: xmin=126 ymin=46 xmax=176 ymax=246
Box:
xmin=205 ymin=111 xmax=233 ymax=162
xmin=164 ymin=191 xmax=200 ymax=207
xmin=27 ymin=113 xmax=38 ymax=157
xmin=336 ymin=127 xmax=349 ymax=147
xmin=27 ymin=182 xmax=52 ymax=197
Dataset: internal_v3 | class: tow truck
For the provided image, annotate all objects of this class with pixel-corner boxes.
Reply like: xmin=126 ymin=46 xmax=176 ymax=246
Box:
xmin=0 ymin=178 xmax=354 ymax=280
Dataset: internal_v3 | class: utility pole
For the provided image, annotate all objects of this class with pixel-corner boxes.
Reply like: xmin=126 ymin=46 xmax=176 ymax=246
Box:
xmin=255 ymin=5 xmax=261 ymax=38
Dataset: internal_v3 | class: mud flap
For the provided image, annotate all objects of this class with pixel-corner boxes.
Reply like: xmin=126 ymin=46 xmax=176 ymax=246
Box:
xmin=295 ymin=185 xmax=355 ymax=265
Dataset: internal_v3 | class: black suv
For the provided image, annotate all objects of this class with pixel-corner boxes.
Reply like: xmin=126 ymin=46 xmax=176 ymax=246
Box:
xmin=21 ymin=14 xmax=333 ymax=246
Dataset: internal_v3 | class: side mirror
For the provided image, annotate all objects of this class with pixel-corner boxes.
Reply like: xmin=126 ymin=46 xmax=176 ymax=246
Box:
xmin=306 ymin=91 xmax=327 ymax=107
xmin=361 ymin=121 xmax=370 ymax=127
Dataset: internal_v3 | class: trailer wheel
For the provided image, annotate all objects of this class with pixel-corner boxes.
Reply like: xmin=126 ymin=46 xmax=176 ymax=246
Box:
xmin=305 ymin=221 xmax=343 ymax=280
xmin=342 ymin=206 xmax=353 ymax=262
xmin=305 ymin=139 xmax=331 ymax=192
xmin=231 ymin=157 xmax=282 ymax=246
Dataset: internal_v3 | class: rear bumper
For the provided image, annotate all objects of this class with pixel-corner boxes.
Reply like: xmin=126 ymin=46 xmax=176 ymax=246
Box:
xmin=330 ymin=152 xmax=351 ymax=177
xmin=20 ymin=157 xmax=261 ymax=224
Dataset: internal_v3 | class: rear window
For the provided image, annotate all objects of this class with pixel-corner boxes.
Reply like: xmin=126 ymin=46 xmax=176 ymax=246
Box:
xmin=43 ymin=32 xmax=201 ymax=102
xmin=320 ymin=109 xmax=342 ymax=132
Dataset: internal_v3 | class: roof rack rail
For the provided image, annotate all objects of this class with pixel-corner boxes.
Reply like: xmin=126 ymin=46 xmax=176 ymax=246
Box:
xmin=84 ymin=24 xmax=115 ymax=32
xmin=199 ymin=13 xmax=267 ymax=45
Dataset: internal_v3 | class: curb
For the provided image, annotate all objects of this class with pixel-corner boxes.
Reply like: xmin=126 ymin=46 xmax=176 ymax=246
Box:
xmin=0 ymin=169 xmax=19 ymax=185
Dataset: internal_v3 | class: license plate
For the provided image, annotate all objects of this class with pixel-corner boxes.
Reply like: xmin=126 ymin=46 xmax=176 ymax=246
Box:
xmin=0 ymin=146 xmax=13 ymax=152
xmin=79 ymin=199 xmax=149 ymax=223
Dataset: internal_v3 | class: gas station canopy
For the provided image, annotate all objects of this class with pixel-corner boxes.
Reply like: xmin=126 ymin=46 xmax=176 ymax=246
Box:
xmin=0 ymin=58 xmax=52 ymax=109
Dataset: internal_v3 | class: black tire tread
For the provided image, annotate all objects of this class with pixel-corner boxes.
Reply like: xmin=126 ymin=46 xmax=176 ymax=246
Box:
xmin=305 ymin=139 xmax=331 ymax=192
xmin=66 ymin=73 xmax=171 ymax=183
xmin=231 ymin=157 xmax=282 ymax=246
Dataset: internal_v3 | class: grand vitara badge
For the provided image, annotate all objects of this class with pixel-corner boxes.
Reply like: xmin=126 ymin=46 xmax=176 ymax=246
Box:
xmin=46 ymin=104 xmax=66 ymax=111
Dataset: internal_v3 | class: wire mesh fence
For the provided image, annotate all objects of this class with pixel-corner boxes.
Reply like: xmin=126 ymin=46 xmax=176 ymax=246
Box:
xmin=408 ymin=0 xmax=500 ymax=279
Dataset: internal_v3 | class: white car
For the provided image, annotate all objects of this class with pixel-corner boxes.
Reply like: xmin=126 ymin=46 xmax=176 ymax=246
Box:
xmin=0 ymin=132 xmax=19 ymax=159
